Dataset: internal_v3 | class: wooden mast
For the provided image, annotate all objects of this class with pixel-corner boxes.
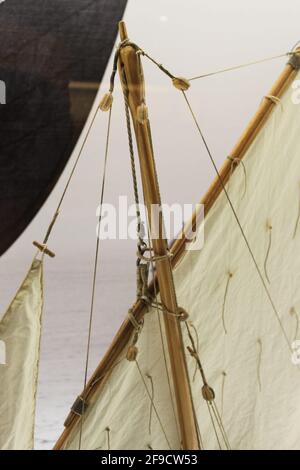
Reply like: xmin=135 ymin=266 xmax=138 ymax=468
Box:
xmin=117 ymin=21 xmax=199 ymax=450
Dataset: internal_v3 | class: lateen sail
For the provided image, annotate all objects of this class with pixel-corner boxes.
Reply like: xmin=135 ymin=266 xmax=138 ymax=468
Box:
xmin=0 ymin=260 xmax=43 ymax=450
xmin=58 ymin=66 xmax=300 ymax=450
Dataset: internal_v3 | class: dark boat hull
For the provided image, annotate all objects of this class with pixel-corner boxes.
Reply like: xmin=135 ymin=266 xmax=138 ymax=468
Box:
xmin=0 ymin=0 xmax=127 ymax=255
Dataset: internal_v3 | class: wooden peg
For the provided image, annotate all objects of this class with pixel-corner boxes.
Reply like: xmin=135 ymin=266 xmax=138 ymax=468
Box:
xmin=33 ymin=241 xmax=55 ymax=258
xmin=118 ymin=21 xmax=128 ymax=42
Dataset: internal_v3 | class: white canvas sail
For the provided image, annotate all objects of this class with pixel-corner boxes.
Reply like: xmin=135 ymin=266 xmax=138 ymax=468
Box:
xmin=0 ymin=259 xmax=43 ymax=450
xmin=59 ymin=68 xmax=300 ymax=450
xmin=176 ymin=70 xmax=300 ymax=449
xmin=62 ymin=312 xmax=180 ymax=450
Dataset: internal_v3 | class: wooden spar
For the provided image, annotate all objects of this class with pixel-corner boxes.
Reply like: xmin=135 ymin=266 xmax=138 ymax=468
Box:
xmin=117 ymin=22 xmax=199 ymax=450
xmin=53 ymin=42 xmax=300 ymax=450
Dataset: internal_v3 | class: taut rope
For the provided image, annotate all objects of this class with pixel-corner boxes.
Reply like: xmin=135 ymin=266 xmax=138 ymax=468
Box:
xmin=78 ymin=104 xmax=113 ymax=450
xmin=188 ymin=52 xmax=292 ymax=81
xmin=126 ymin=39 xmax=299 ymax=356
xmin=33 ymin=106 xmax=101 ymax=258
xmin=185 ymin=322 xmax=231 ymax=450
xmin=135 ymin=359 xmax=172 ymax=449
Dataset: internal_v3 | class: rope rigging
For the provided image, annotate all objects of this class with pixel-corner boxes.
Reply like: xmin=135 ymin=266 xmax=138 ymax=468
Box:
xmin=180 ymin=89 xmax=294 ymax=355
xmin=120 ymin=53 xmax=182 ymax=445
xmin=117 ymin=39 xmax=299 ymax=90
xmin=111 ymin=46 xmax=300 ymax=353
xmin=188 ymin=52 xmax=294 ymax=81
xmin=44 ymin=30 xmax=300 ymax=451
xmin=33 ymin=105 xmax=101 ymax=259
xmin=185 ymin=322 xmax=231 ymax=450
xmin=77 ymin=53 xmax=120 ymax=448
xmin=78 ymin=104 xmax=113 ymax=450
xmin=135 ymin=359 xmax=172 ymax=449
xmin=119 ymin=41 xmax=233 ymax=449
xmin=106 ymin=37 xmax=300 ymax=449
xmin=32 ymin=46 xmax=129 ymax=258
xmin=78 ymin=36 xmax=298 ymax=450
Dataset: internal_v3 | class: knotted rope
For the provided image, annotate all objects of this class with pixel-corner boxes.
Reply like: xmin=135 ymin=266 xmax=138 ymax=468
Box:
xmin=185 ymin=322 xmax=231 ymax=450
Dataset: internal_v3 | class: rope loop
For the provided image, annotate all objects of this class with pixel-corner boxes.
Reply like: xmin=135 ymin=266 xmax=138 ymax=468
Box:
xmin=127 ymin=308 xmax=145 ymax=361
xmin=264 ymin=94 xmax=281 ymax=105
xmin=128 ymin=308 xmax=144 ymax=333
xmin=262 ymin=95 xmax=283 ymax=112
xmin=137 ymin=248 xmax=174 ymax=263
xmin=148 ymin=300 xmax=189 ymax=321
